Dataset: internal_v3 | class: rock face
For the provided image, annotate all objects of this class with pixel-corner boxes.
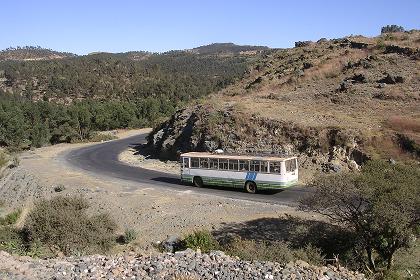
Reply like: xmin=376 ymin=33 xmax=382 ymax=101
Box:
xmin=147 ymin=105 xmax=369 ymax=174
xmin=0 ymin=250 xmax=365 ymax=280
xmin=295 ymin=41 xmax=313 ymax=48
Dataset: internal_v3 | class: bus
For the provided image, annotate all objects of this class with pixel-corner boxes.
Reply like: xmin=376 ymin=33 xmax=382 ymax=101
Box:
xmin=180 ymin=152 xmax=298 ymax=193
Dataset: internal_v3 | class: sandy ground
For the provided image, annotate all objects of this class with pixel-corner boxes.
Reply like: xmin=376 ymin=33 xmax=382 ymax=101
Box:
xmin=119 ymin=148 xmax=180 ymax=175
xmin=1 ymin=129 xmax=315 ymax=249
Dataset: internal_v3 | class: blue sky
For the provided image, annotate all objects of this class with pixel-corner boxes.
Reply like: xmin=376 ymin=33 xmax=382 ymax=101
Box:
xmin=1 ymin=0 xmax=419 ymax=54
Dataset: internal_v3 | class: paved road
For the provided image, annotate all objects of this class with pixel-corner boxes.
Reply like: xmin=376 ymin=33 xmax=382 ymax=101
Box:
xmin=65 ymin=133 xmax=310 ymax=206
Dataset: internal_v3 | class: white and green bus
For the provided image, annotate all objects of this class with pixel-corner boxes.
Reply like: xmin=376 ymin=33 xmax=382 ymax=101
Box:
xmin=180 ymin=152 xmax=298 ymax=193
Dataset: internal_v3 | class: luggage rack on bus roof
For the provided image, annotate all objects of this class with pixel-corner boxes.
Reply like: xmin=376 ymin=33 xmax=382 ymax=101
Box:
xmin=210 ymin=149 xmax=294 ymax=158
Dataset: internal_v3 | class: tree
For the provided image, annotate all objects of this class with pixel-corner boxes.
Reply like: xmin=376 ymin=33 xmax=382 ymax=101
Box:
xmin=300 ymin=160 xmax=420 ymax=272
xmin=381 ymin=25 xmax=405 ymax=34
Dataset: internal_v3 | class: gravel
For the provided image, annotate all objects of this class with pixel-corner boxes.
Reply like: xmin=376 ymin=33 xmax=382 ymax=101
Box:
xmin=0 ymin=249 xmax=365 ymax=280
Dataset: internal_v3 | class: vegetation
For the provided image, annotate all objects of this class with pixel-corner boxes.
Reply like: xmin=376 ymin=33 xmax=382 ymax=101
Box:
xmin=381 ymin=25 xmax=405 ymax=34
xmin=181 ymin=230 xmax=220 ymax=253
xmin=0 ymin=46 xmax=75 ymax=61
xmin=0 ymin=209 xmax=21 ymax=226
xmin=0 ymin=48 xmax=252 ymax=151
xmin=300 ymin=160 xmax=420 ymax=273
xmin=179 ymin=229 xmax=324 ymax=265
xmin=118 ymin=228 xmax=138 ymax=244
xmin=0 ymin=93 xmax=170 ymax=150
xmin=0 ymin=150 xmax=8 ymax=168
xmin=24 ymin=196 xmax=117 ymax=256
xmin=0 ymin=50 xmax=248 ymax=102
xmin=224 ymin=238 xmax=324 ymax=266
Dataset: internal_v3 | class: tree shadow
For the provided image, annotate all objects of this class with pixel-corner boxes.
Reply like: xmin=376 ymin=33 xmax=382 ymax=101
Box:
xmin=128 ymin=142 xmax=154 ymax=157
xmin=213 ymin=215 xmax=358 ymax=260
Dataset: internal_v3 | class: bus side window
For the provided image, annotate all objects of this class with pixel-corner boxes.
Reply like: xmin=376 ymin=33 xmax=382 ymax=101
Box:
xmin=239 ymin=160 xmax=249 ymax=171
xmin=209 ymin=159 xmax=219 ymax=169
xmin=270 ymin=162 xmax=281 ymax=174
xmin=199 ymin=158 xmax=209 ymax=168
xmin=250 ymin=160 xmax=260 ymax=172
xmin=191 ymin=158 xmax=199 ymax=168
xmin=261 ymin=161 xmax=269 ymax=173
xmin=229 ymin=159 xmax=239 ymax=171
xmin=182 ymin=157 xmax=189 ymax=168
xmin=286 ymin=159 xmax=296 ymax=172
xmin=219 ymin=159 xmax=228 ymax=170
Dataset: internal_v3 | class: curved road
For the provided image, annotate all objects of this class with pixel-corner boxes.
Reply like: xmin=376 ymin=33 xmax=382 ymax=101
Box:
xmin=65 ymin=133 xmax=310 ymax=206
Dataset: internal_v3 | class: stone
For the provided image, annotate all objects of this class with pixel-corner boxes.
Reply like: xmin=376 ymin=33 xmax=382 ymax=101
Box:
xmin=161 ymin=235 xmax=181 ymax=253
xmin=295 ymin=41 xmax=313 ymax=47
xmin=377 ymin=73 xmax=404 ymax=84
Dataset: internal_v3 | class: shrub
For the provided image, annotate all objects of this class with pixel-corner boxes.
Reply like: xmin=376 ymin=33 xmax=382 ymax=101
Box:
xmin=9 ymin=155 xmax=20 ymax=168
xmin=24 ymin=196 xmax=117 ymax=256
xmin=0 ymin=226 xmax=28 ymax=255
xmin=182 ymin=230 xmax=219 ymax=253
xmin=0 ymin=209 xmax=22 ymax=226
xmin=0 ymin=227 xmax=46 ymax=257
xmin=381 ymin=25 xmax=405 ymax=34
xmin=53 ymin=184 xmax=66 ymax=192
xmin=300 ymin=160 xmax=420 ymax=272
xmin=0 ymin=151 xmax=8 ymax=169
xmin=224 ymin=237 xmax=324 ymax=265
xmin=118 ymin=228 xmax=138 ymax=244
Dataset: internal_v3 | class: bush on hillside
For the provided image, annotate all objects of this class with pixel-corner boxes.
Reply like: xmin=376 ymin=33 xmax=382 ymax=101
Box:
xmin=181 ymin=230 xmax=220 ymax=253
xmin=224 ymin=237 xmax=324 ymax=266
xmin=0 ymin=209 xmax=21 ymax=226
xmin=24 ymin=196 xmax=117 ymax=256
xmin=381 ymin=25 xmax=405 ymax=34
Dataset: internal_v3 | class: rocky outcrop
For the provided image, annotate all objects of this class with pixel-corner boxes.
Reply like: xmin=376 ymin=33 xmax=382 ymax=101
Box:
xmin=147 ymin=105 xmax=368 ymax=173
xmin=377 ymin=73 xmax=405 ymax=84
xmin=0 ymin=250 xmax=365 ymax=280
xmin=295 ymin=41 xmax=313 ymax=48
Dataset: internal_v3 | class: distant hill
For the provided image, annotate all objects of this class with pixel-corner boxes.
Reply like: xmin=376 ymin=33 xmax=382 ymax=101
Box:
xmin=189 ymin=43 xmax=269 ymax=55
xmin=0 ymin=46 xmax=76 ymax=61
xmin=0 ymin=46 xmax=256 ymax=103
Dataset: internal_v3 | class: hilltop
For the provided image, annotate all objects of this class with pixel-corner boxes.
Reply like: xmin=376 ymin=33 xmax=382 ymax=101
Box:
xmin=189 ymin=42 xmax=269 ymax=55
xmin=148 ymin=30 xmax=420 ymax=180
xmin=0 ymin=46 xmax=76 ymax=61
xmin=0 ymin=46 xmax=258 ymax=103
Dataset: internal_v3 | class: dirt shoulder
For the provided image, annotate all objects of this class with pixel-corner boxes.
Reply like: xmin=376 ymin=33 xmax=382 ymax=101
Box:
xmin=118 ymin=147 xmax=180 ymax=175
xmin=0 ymin=128 xmax=315 ymax=248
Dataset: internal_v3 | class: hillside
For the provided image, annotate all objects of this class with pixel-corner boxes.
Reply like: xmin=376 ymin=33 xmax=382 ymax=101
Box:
xmin=189 ymin=43 xmax=269 ymax=55
xmin=0 ymin=49 xmax=254 ymax=103
xmin=0 ymin=45 xmax=265 ymax=150
xmin=148 ymin=30 xmax=420 ymax=181
xmin=0 ymin=46 xmax=76 ymax=61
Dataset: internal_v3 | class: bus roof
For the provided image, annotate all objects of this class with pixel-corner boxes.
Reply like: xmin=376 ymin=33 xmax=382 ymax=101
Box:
xmin=180 ymin=152 xmax=297 ymax=161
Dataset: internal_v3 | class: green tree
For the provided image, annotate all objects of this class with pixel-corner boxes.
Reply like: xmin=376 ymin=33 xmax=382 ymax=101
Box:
xmin=300 ymin=160 xmax=420 ymax=272
xmin=381 ymin=25 xmax=405 ymax=34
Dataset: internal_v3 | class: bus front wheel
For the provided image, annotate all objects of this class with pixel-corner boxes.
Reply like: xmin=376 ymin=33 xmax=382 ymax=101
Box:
xmin=193 ymin=176 xmax=203 ymax=188
xmin=245 ymin=181 xmax=257 ymax=194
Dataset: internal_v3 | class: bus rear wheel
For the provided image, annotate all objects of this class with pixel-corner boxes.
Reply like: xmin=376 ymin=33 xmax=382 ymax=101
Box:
xmin=193 ymin=176 xmax=203 ymax=188
xmin=245 ymin=181 xmax=257 ymax=194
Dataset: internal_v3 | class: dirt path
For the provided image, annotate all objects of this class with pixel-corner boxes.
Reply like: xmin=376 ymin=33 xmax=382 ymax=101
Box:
xmin=1 ymin=129 xmax=314 ymax=248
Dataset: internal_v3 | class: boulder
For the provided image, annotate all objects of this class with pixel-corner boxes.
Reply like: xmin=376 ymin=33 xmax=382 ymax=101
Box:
xmin=350 ymin=41 xmax=369 ymax=49
xmin=161 ymin=235 xmax=181 ymax=253
xmin=377 ymin=73 xmax=404 ymax=84
xmin=295 ymin=41 xmax=313 ymax=48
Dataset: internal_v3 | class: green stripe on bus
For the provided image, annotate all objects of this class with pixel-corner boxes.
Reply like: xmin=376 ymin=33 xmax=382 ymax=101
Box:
xmin=181 ymin=174 xmax=298 ymax=189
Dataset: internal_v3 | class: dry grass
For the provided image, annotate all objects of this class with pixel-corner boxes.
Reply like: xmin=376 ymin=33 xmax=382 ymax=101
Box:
xmin=378 ymin=30 xmax=420 ymax=48
xmin=303 ymin=49 xmax=369 ymax=80
xmin=387 ymin=116 xmax=420 ymax=133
